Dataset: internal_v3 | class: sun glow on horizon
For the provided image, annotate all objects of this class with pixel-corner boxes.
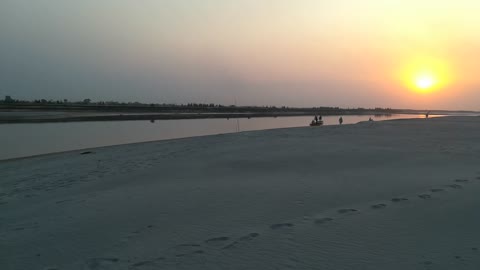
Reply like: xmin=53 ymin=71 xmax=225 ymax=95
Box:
xmin=413 ymin=72 xmax=437 ymax=92
xmin=397 ymin=56 xmax=453 ymax=94
xmin=416 ymin=75 xmax=435 ymax=89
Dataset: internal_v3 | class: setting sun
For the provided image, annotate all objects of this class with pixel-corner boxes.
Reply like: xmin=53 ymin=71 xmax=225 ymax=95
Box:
xmin=414 ymin=73 xmax=437 ymax=92
xmin=397 ymin=56 xmax=453 ymax=94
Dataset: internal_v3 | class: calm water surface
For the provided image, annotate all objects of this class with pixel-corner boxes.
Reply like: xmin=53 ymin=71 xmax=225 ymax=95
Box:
xmin=1 ymin=114 xmax=436 ymax=160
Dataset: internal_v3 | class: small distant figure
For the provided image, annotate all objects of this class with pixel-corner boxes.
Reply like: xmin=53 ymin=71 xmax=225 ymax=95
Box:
xmin=319 ymin=115 xmax=322 ymax=121
xmin=314 ymin=115 xmax=319 ymax=122
xmin=369 ymin=117 xmax=373 ymax=122
xmin=425 ymin=111 xmax=430 ymax=119
xmin=339 ymin=117 xmax=343 ymax=125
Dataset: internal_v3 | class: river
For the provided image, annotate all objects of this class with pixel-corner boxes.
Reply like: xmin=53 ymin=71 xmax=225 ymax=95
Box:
xmin=0 ymin=114 xmax=436 ymax=160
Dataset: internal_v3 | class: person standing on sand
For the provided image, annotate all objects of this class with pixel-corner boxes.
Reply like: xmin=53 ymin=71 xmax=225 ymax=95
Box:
xmin=339 ymin=117 xmax=343 ymax=125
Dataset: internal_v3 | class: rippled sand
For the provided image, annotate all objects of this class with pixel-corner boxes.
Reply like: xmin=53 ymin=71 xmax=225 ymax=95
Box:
xmin=1 ymin=116 xmax=480 ymax=269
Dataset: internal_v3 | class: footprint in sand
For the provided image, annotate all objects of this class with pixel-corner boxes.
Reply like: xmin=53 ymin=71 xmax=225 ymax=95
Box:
xmin=431 ymin=188 xmax=445 ymax=193
xmin=86 ymin=257 xmax=119 ymax=270
xmin=178 ymin=244 xmax=201 ymax=247
xmin=205 ymin=237 xmax=231 ymax=249
xmin=175 ymin=250 xmax=204 ymax=257
xmin=121 ymin=225 xmax=154 ymax=241
xmin=421 ymin=260 xmax=433 ymax=266
xmin=337 ymin=208 xmax=358 ymax=214
xmin=419 ymin=247 xmax=479 ymax=268
xmin=223 ymin=233 xmax=260 ymax=249
xmin=168 ymin=244 xmax=205 ymax=258
xmin=371 ymin=204 xmax=387 ymax=209
xmin=128 ymin=257 xmax=166 ymax=269
xmin=55 ymin=199 xmax=73 ymax=205
xmin=391 ymin=198 xmax=408 ymax=202
xmin=270 ymin=223 xmax=295 ymax=230
xmin=238 ymin=232 xmax=260 ymax=241
xmin=205 ymin=236 xmax=230 ymax=243
xmin=455 ymin=179 xmax=469 ymax=183
xmin=129 ymin=260 xmax=159 ymax=269
xmin=418 ymin=194 xmax=432 ymax=199
xmin=314 ymin=217 xmax=334 ymax=224
xmin=446 ymin=184 xmax=463 ymax=189
xmin=222 ymin=240 xmax=240 ymax=250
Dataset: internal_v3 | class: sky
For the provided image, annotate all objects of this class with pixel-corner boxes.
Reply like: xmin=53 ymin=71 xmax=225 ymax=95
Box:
xmin=1 ymin=0 xmax=479 ymax=110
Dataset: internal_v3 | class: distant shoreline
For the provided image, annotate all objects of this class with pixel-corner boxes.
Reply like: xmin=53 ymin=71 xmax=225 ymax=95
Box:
xmin=0 ymin=111 xmax=400 ymax=124
xmin=0 ymin=104 xmax=470 ymax=124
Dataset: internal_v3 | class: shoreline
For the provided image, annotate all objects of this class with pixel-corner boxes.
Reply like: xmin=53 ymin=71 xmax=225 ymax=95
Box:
xmin=0 ymin=115 xmax=447 ymax=162
xmin=0 ymin=111 xmax=403 ymax=124
xmin=1 ymin=105 xmax=471 ymax=124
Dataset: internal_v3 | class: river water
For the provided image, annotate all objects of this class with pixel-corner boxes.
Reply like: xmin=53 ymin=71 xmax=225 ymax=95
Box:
xmin=0 ymin=114 xmax=436 ymax=160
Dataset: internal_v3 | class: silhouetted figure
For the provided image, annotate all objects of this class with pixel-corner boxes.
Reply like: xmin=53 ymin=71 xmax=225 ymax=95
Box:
xmin=369 ymin=117 xmax=373 ymax=122
xmin=339 ymin=117 xmax=343 ymax=125
xmin=426 ymin=111 xmax=430 ymax=119
xmin=310 ymin=115 xmax=323 ymax=126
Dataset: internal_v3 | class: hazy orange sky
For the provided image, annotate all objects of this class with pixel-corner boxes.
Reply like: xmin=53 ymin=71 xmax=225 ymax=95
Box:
xmin=1 ymin=0 xmax=479 ymax=110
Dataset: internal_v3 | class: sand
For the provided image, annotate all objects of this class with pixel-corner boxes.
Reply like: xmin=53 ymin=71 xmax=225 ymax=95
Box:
xmin=1 ymin=116 xmax=480 ymax=270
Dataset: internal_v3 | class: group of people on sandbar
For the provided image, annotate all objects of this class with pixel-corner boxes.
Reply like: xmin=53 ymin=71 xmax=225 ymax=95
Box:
xmin=309 ymin=115 xmax=380 ymax=127
xmin=310 ymin=115 xmax=347 ymax=125
xmin=310 ymin=115 xmax=323 ymax=126
xmin=311 ymin=115 xmax=347 ymax=126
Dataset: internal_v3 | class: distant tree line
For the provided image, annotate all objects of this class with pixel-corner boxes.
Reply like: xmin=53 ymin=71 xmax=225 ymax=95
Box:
xmin=1 ymin=95 xmax=394 ymax=114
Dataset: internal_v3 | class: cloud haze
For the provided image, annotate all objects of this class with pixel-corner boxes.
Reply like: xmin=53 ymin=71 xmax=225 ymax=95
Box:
xmin=1 ymin=0 xmax=479 ymax=110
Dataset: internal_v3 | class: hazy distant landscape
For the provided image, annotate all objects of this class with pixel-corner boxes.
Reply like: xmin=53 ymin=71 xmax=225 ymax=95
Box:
xmin=3 ymin=96 xmax=475 ymax=161
xmin=2 ymin=1 xmax=480 ymax=270
xmin=1 ymin=97 xmax=475 ymax=124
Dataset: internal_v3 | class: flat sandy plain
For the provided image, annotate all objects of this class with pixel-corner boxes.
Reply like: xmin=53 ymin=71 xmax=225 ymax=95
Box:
xmin=1 ymin=116 xmax=480 ymax=269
